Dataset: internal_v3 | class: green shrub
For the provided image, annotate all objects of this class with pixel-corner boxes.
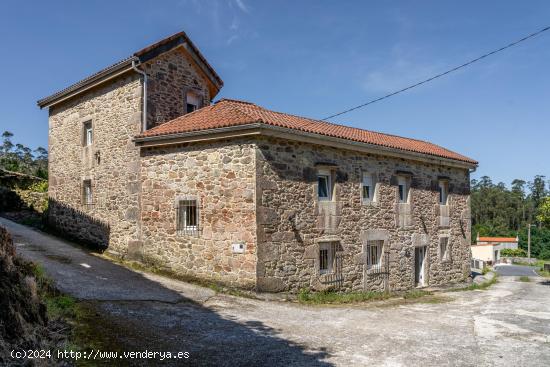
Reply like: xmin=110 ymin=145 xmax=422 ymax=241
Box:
xmin=28 ymin=181 xmax=48 ymax=193
xmin=500 ymin=248 xmax=527 ymax=257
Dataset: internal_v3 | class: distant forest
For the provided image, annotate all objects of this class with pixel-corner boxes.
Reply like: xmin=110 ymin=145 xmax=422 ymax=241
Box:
xmin=0 ymin=131 xmax=47 ymax=178
xmin=471 ymin=175 xmax=550 ymax=259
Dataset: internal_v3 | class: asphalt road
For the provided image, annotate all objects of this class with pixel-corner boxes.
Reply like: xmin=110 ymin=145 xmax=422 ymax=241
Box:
xmin=2 ymin=217 xmax=550 ymax=367
xmin=494 ymin=264 xmax=539 ymax=277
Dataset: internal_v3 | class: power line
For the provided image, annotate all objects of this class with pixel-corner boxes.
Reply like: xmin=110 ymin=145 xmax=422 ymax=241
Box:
xmin=322 ymin=25 xmax=550 ymax=121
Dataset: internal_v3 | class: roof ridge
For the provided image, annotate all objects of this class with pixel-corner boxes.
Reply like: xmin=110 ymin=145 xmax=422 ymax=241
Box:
xmin=250 ymin=102 xmax=450 ymax=149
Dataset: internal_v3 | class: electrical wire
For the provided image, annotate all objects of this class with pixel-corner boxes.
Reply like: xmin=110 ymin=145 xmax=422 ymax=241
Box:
xmin=322 ymin=25 xmax=550 ymax=121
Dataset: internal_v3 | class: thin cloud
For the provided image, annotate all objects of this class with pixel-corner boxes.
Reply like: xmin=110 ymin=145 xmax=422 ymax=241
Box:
xmin=226 ymin=35 xmax=239 ymax=45
xmin=235 ymin=0 xmax=249 ymax=13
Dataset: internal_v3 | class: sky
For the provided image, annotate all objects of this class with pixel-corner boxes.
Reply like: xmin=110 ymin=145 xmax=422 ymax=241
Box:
xmin=0 ymin=0 xmax=549 ymax=186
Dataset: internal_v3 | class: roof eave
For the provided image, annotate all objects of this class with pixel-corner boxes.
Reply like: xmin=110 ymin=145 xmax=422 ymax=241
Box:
xmin=134 ymin=124 xmax=478 ymax=169
xmin=37 ymin=57 xmax=137 ymax=109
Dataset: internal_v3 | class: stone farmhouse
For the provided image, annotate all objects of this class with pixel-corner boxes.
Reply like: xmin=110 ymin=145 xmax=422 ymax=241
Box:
xmin=38 ymin=32 xmax=478 ymax=292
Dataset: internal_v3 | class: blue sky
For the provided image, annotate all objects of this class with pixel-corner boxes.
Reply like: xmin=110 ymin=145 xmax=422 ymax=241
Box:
xmin=1 ymin=0 xmax=549 ymax=185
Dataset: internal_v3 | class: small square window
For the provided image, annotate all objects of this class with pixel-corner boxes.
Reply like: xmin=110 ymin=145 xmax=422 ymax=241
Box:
xmin=366 ymin=240 xmax=383 ymax=268
xmin=362 ymin=172 xmax=376 ymax=203
xmin=440 ymin=237 xmax=450 ymax=262
xmin=177 ymin=199 xmax=199 ymax=235
xmin=186 ymin=91 xmax=200 ymax=114
xmin=82 ymin=180 xmax=93 ymax=206
xmin=317 ymin=169 xmax=332 ymax=201
xmin=438 ymin=180 xmax=448 ymax=204
xmin=83 ymin=121 xmax=93 ymax=146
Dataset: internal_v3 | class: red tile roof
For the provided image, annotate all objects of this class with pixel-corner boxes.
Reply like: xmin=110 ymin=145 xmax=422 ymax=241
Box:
xmin=477 ymin=237 xmax=518 ymax=243
xmin=138 ymin=99 xmax=477 ymax=165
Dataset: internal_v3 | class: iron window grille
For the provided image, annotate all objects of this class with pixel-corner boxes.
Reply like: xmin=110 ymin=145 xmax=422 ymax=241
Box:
xmin=440 ymin=237 xmax=451 ymax=262
xmin=82 ymin=179 xmax=93 ymax=208
xmin=177 ymin=199 xmax=199 ymax=236
xmin=366 ymin=240 xmax=384 ymax=269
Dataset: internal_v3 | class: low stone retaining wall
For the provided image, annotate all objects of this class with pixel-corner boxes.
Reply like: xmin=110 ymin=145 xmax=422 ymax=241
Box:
xmin=500 ymin=257 xmax=538 ymax=265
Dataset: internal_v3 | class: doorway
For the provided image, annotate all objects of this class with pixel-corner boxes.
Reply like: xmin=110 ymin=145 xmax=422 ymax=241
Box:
xmin=415 ymin=246 xmax=427 ymax=287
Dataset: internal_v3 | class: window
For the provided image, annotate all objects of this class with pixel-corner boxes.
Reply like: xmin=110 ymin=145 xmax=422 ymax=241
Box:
xmin=440 ymin=237 xmax=450 ymax=262
xmin=366 ymin=240 xmax=383 ymax=268
xmin=177 ymin=199 xmax=199 ymax=235
xmin=397 ymin=176 xmax=410 ymax=203
xmin=319 ymin=242 xmax=336 ymax=274
xmin=362 ymin=172 xmax=376 ymax=203
xmin=82 ymin=180 xmax=93 ymax=206
xmin=438 ymin=180 xmax=448 ymax=204
xmin=317 ymin=169 xmax=332 ymax=201
xmin=186 ymin=91 xmax=200 ymax=114
xmin=83 ymin=121 xmax=93 ymax=146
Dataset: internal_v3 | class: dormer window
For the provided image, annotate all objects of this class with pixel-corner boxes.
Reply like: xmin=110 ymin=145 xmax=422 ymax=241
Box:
xmin=186 ymin=91 xmax=200 ymax=113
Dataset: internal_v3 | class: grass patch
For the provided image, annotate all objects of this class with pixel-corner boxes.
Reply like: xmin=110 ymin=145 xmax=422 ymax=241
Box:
xmin=518 ymin=276 xmax=531 ymax=282
xmin=403 ymin=289 xmax=432 ymax=299
xmin=298 ymin=289 xmax=392 ymax=305
xmin=450 ymin=273 xmax=498 ymax=292
xmin=536 ymin=269 xmax=550 ymax=278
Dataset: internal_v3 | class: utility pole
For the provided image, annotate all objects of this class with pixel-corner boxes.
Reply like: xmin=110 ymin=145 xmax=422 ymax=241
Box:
xmin=528 ymin=224 xmax=531 ymax=259
xmin=527 ymin=224 xmax=535 ymax=259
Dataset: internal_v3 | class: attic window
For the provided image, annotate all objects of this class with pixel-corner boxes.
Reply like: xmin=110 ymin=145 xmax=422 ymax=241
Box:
xmin=186 ymin=91 xmax=200 ymax=114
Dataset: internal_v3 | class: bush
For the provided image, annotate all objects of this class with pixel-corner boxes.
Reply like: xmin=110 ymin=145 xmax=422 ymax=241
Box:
xmin=500 ymin=248 xmax=527 ymax=257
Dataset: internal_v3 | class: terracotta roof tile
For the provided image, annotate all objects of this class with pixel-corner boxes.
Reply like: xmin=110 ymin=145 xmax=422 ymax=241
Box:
xmin=477 ymin=237 xmax=518 ymax=243
xmin=139 ymin=99 xmax=478 ymax=165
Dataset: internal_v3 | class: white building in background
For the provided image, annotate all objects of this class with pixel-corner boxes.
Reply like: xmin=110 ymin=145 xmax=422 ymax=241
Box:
xmin=470 ymin=235 xmax=519 ymax=264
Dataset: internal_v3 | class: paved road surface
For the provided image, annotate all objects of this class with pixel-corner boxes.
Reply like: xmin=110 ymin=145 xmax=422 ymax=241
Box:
xmin=494 ymin=264 xmax=539 ymax=277
xmin=2 ymin=217 xmax=550 ymax=367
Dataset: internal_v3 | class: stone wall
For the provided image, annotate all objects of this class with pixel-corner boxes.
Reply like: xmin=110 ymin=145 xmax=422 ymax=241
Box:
xmin=139 ymin=139 xmax=257 ymax=288
xmin=143 ymin=47 xmax=211 ymax=127
xmin=47 ymin=73 xmax=143 ymax=251
xmin=255 ymin=136 xmax=471 ymax=292
xmin=47 ymin=47 xmax=212 ymax=253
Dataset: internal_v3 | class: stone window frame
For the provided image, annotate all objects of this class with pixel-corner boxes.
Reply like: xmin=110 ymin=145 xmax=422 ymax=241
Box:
xmin=360 ymin=171 xmax=378 ymax=205
xmin=316 ymin=167 xmax=335 ymax=202
xmin=81 ymin=178 xmax=93 ymax=208
xmin=361 ymin=229 xmax=389 ymax=276
xmin=439 ymin=235 xmax=452 ymax=263
xmin=174 ymin=195 xmax=200 ymax=237
xmin=80 ymin=116 xmax=94 ymax=147
xmin=438 ymin=178 xmax=449 ymax=205
xmin=183 ymin=88 xmax=203 ymax=114
xmin=318 ymin=242 xmax=336 ymax=275
xmin=397 ymin=174 xmax=411 ymax=203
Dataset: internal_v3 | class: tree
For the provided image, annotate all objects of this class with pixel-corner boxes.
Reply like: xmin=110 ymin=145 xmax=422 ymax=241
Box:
xmin=0 ymin=131 xmax=48 ymax=178
xmin=537 ymin=197 xmax=550 ymax=226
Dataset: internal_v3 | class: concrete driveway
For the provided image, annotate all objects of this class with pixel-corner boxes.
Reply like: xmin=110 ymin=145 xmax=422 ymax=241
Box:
xmin=2 ymin=217 xmax=550 ymax=367
xmin=494 ymin=264 xmax=539 ymax=277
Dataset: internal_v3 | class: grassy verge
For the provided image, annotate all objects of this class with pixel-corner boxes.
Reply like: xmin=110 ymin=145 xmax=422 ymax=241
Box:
xmin=296 ymin=288 xmax=442 ymax=305
xmin=519 ymin=276 xmax=531 ymax=282
xmin=29 ymin=263 xmax=127 ymax=365
xmin=450 ymin=273 xmax=498 ymax=292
